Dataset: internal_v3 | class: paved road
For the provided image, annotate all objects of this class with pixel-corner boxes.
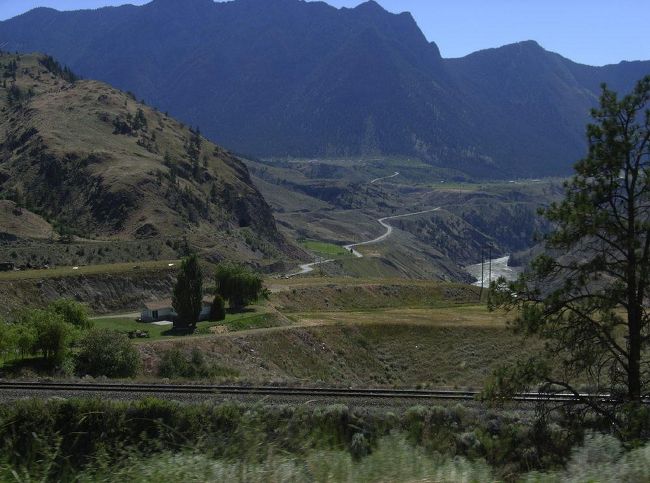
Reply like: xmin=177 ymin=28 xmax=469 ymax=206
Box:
xmin=287 ymin=207 xmax=440 ymax=277
xmin=369 ymin=171 xmax=399 ymax=184
xmin=288 ymin=258 xmax=336 ymax=277
xmin=343 ymin=208 xmax=440 ymax=256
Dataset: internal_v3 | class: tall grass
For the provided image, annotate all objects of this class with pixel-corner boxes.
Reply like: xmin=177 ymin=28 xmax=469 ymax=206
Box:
xmin=525 ymin=432 xmax=650 ymax=482
xmin=0 ymin=398 xmax=585 ymax=481
xmin=72 ymin=434 xmax=650 ymax=482
xmin=43 ymin=435 xmax=495 ymax=483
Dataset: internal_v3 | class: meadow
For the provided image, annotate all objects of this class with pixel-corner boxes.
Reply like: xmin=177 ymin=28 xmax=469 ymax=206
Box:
xmin=92 ymin=310 xmax=285 ymax=342
xmin=299 ymin=240 xmax=355 ymax=258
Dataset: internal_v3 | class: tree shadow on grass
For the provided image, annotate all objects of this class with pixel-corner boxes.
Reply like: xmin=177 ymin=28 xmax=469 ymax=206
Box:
xmin=161 ymin=326 xmax=197 ymax=337
xmin=0 ymin=356 xmax=53 ymax=377
xmin=226 ymin=307 xmax=255 ymax=315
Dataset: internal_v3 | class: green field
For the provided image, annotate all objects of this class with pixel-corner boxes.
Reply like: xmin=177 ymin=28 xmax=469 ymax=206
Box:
xmin=92 ymin=309 xmax=284 ymax=341
xmin=0 ymin=259 xmax=180 ymax=281
xmin=300 ymin=240 xmax=354 ymax=258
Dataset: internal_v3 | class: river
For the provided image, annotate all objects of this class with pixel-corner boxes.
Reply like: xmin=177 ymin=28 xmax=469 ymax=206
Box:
xmin=465 ymin=255 xmax=521 ymax=287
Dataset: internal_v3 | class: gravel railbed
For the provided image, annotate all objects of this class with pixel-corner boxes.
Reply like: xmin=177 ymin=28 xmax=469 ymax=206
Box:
xmin=0 ymin=387 xmax=536 ymax=416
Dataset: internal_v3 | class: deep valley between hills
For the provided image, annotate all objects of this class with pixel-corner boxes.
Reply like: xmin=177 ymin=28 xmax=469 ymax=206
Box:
xmin=0 ymin=0 xmax=649 ymax=480
xmin=0 ymin=52 xmax=556 ymax=400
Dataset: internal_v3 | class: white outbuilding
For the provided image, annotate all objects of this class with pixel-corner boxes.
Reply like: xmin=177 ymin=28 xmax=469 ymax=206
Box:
xmin=140 ymin=298 xmax=213 ymax=322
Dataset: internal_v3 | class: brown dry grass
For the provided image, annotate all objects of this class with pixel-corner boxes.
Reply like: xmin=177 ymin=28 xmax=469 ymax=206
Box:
xmin=0 ymin=259 xmax=179 ymax=281
xmin=1 ymin=53 xmax=295 ymax=265
xmin=269 ymin=280 xmax=480 ymax=312
xmin=0 ymin=201 xmax=54 ymax=240
xmin=138 ymin=317 xmax=529 ymax=389
xmin=291 ymin=305 xmax=509 ymax=329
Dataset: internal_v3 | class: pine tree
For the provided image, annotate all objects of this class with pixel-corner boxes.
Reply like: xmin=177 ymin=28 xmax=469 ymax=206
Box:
xmin=132 ymin=108 xmax=148 ymax=131
xmin=489 ymin=76 xmax=650 ymax=427
xmin=172 ymin=254 xmax=203 ymax=330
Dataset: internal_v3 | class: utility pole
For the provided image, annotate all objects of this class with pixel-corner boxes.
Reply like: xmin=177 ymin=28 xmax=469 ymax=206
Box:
xmin=488 ymin=246 xmax=492 ymax=286
xmin=478 ymin=247 xmax=485 ymax=302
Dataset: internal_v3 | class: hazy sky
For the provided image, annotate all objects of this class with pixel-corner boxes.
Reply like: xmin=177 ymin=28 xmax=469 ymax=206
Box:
xmin=0 ymin=0 xmax=647 ymax=66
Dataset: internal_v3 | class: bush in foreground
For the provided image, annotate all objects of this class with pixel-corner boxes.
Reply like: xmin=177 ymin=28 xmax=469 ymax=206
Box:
xmin=76 ymin=329 xmax=140 ymax=378
xmin=0 ymin=398 xmax=586 ymax=481
xmin=76 ymin=435 xmax=495 ymax=482
xmin=158 ymin=347 xmax=237 ymax=379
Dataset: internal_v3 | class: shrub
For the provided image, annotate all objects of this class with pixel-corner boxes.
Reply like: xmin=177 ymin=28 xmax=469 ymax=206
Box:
xmin=210 ymin=294 xmax=226 ymax=321
xmin=47 ymin=299 xmax=92 ymax=330
xmin=350 ymin=432 xmax=371 ymax=460
xmin=76 ymin=329 xmax=139 ymax=378
xmin=158 ymin=348 xmax=236 ymax=379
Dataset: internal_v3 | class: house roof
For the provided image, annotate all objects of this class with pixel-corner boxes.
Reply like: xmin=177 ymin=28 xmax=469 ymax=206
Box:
xmin=143 ymin=299 xmax=173 ymax=311
xmin=143 ymin=297 xmax=213 ymax=311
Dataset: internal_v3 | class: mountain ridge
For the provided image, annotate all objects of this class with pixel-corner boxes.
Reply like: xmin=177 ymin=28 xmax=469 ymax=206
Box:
xmin=1 ymin=0 xmax=648 ymax=177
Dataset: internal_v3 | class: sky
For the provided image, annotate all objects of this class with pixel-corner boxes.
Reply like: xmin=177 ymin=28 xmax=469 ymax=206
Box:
xmin=0 ymin=0 xmax=647 ymax=66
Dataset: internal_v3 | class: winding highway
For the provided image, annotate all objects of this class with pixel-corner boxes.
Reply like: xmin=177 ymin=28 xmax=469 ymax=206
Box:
xmin=343 ymin=208 xmax=440 ymax=257
xmin=288 ymin=258 xmax=336 ymax=277
xmin=286 ymin=170 xmax=440 ymax=277
xmin=370 ymin=171 xmax=400 ymax=184
xmin=287 ymin=207 xmax=440 ymax=277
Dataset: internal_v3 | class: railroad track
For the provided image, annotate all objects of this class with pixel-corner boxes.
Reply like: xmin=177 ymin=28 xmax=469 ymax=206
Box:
xmin=0 ymin=382 xmax=635 ymax=404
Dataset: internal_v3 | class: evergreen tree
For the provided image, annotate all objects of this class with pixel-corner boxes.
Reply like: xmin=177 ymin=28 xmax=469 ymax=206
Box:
xmin=172 ymin=254 xmax=203 ymax=330
xmin=489 ymin=76 xmax=650 ymax=427
xmin=132 ymin=108 xmax=148 ymax=131
xmin=187 ymin=126 xmax=202 ymax=165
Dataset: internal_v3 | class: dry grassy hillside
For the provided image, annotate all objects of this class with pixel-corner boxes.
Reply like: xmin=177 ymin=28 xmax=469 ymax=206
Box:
xmin=0 ymin=52 xmax=302 ymax=267
xmin=0 ymin=200 xmax=54 ymax=239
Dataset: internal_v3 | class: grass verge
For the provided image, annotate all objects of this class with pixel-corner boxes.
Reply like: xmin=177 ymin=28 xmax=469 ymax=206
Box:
xmin=300 ymin=240 xmax=354 ymax=258
xmin=0 ymin=259 xmax=179 ymax=281
xmin=92 ymin=309 xmax=284 ymax=342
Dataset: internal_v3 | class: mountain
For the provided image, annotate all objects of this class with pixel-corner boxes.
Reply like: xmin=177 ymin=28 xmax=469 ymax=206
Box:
xmin=1 ymin=0 xmax=648 ymax=177
xmin=0 ymin=52 xmax=300 ymax=268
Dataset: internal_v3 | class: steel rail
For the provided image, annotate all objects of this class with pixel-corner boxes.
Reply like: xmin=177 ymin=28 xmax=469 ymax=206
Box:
xmin=0 ymin=382 xmax=644 ymax=404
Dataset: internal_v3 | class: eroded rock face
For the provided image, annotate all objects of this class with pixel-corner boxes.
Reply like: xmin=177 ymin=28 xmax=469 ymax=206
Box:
xmin=0 ymin=269 xmax=177 ymax=316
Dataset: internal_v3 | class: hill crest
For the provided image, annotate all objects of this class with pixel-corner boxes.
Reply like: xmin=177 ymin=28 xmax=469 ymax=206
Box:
xmin=0 ymin=52 xmax=302 ymax=267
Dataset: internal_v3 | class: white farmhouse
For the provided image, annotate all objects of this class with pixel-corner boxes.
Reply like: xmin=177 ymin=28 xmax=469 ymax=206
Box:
xmin=140 ymin=298 xmax=213 ymax=322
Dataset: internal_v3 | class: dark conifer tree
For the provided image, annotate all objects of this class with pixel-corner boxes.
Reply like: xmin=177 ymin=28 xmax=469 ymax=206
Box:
xmin=172 ymin=254 xmax=203 ymax=330
xmin=490 ymin=76 xmax=650 ymax=429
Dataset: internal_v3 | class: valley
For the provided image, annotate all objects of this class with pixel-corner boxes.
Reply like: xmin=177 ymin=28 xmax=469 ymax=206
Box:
xmin=245 ymin=155 xmax=562 ymax=281
xmin=0 ymin=1 xmax=648 ymax=480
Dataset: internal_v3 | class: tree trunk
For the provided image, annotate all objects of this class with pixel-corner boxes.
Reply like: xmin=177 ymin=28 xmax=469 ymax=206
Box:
xmin=628 ymin=303 xmax=642 ymax=402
